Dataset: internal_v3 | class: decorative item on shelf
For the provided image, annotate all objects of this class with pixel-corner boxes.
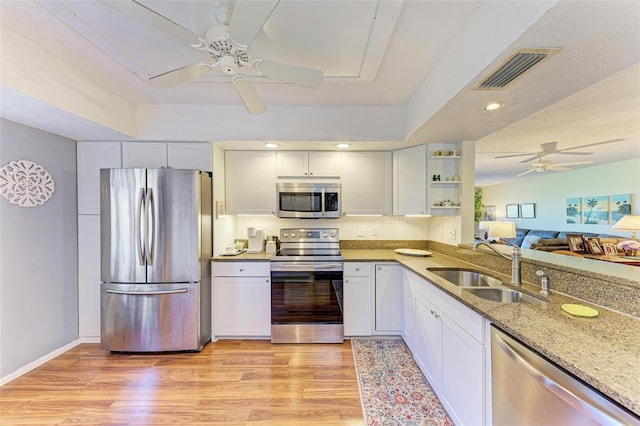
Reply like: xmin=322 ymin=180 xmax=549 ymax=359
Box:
xmin=451 ymin=175 xmax=460 ymax=181
xmin=583 ymin=237 xmax=603 ymax=255
xmin=616 ymin=240 xmax=640 ymax=256
xmin=432 ymin=174 xmax=441 ymax=181
xmin=566 ymin=233 xmax=586 ymax=253
xmin=611 ymin=214 xmax=640 ymax=241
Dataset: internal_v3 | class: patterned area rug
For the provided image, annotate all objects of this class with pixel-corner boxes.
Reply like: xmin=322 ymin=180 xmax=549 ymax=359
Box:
xmin=351 ymin=338 xmax=454 ymax=426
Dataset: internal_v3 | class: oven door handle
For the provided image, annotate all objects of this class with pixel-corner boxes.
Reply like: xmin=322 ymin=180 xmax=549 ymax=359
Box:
xmin=271 ymin=262 xmax=343 ymax=272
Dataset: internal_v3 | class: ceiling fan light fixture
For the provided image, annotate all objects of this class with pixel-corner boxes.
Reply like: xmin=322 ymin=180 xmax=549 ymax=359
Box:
xmin=484 ymin=102 xmax=502 ymax=111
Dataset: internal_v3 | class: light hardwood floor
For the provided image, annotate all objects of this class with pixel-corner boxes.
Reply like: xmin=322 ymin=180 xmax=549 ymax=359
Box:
xmin=0 ymin=340 xmax=365 ymax=425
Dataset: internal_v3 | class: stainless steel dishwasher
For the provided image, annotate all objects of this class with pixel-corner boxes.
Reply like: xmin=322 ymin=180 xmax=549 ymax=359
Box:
xmin=491 ymin=326 xmax=639 ymax=425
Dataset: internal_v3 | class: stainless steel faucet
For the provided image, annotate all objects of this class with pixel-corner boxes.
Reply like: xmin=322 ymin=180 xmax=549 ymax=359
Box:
xmin=536 ymin=270 xmax=549 ymax=295
xmin=473 ymin=241 xmax=522 ymax=285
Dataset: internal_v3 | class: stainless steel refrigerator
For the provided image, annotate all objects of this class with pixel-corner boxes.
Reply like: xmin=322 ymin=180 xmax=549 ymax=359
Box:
xmin=100 ymin=168 xmax=212 ymax=352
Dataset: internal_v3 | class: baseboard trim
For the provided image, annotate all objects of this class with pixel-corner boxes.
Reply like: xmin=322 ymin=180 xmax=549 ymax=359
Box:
xmin=0 ymin=339 xmax=82 ymax=386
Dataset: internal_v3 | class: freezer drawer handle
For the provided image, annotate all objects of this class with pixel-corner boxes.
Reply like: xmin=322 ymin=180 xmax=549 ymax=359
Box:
xmin=494 ymin=332 xmax=626 ymax=424
xmin=106 ymin=288 xmax=189 ymax=296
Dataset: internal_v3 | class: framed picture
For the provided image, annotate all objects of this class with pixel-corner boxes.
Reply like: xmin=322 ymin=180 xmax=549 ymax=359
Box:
xmin=582 ymin=195 xmax=609 ymax=225
xmin=584 ymin=237 xmax=603 ymax=255
xmin=506 ymin=204 xmax=519 ymax=218
xmin=601 ymin=242 xmax=618 ymax=256
xmin=566 ymin=197 xmax=581 ymax=224
xmin=484 ymin=205 xmax=496 ymax=221
xmin=566 ymin=233 xmax=586 ymax=253
xmin=521 ymin=203 xmax=536 ymax=218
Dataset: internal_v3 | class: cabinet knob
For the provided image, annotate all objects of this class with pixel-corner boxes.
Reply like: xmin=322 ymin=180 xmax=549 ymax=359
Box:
xmin=239 ymin=268 xmax=245 ymax=272
xmin=309 ymin=172 xmax=313 ymax=175
xmin=430 ymin=309 xmax=440 ymax=318
xmin=266 ymin=279 xmax=270 ymax=283
xmin=345 ymin=279 xmax=349 ymax=283
xmin=355 ymin=268 xmax=360 ymax=271
xmin=304 ymin=172 xmax=308 ymax=176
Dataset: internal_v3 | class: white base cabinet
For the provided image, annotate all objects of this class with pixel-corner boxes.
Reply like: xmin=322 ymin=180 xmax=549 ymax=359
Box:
xmin=374 ymin=264 xmax=403 ymax=334
xmin=411 ymin=271 xmax=486 ymax=426
xmin=343 ymin=263 xmax=373 ymax=336
xmin=212 ymin=262 xmax=271 ymax=337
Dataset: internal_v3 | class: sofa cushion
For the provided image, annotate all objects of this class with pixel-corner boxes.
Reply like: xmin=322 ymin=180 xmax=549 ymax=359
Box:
xmin=526 ymin=230 xmax=560 ymax=239
xmin=536 ymin=238 xmax=567 ymax=246
xmin=557 ymin=231 xmax=598 ymax=239
xmin=521 ymin=235 xmax=542 ymax=249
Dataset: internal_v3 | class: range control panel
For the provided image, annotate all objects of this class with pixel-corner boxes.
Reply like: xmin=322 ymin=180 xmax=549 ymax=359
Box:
xmin=279 ymin=228 xmax=339 ymax=243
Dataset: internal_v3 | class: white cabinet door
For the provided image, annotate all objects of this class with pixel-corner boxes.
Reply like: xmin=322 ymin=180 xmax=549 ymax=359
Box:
xmin=213 ymin=276 xmax=271 ymax=336
xmin=341 ymin=152 xmax=392 ymax=215
xmin=413 ymin=294 xmax=443 ymax=393
xmin=441 ymin=315 xmax=485 ymax=426
xmin=167 ymin=143 xmax=211 ymax=171
xmin=401 ymin=269 xmax=417 ymax=352
xmin=78 ymin=215 xmax=101 ymax=338
xmin=225 ymin=151 xmax=276 ymax=214
xmin=308 ymin=152 xmax=341 ymax=177
xmin=344 ymin=263 xmax=373 ymax=336
xmin=77 ymin=142 xmax=121 ymax=214
xmin=276 ymin=151 xmax=341 ymax=177
xmin=374 ymin=264 xmax=403 ymax=333
xmin=277 ymin=151 xmax=309 ymax=177
xmin=122 ymin=142 xmax=167 ymax=168
xmin=393 ymin=144 xmax=427 ymax=215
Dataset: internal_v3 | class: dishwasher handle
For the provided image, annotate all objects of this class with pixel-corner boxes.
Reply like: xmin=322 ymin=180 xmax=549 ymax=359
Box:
xmin=494 ymin=331 xmax=635 ymax=425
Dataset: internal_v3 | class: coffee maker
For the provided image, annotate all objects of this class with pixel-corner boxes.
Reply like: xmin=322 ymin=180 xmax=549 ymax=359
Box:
xmin=247 ymin=227 xmax=265 ymax=253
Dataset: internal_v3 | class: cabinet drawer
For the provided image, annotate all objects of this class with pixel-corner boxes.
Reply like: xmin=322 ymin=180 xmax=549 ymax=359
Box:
xmin=213 ymin=262 xmax=270 ymax=277
xmin=344 ymin=262 xmax=371 ymax=276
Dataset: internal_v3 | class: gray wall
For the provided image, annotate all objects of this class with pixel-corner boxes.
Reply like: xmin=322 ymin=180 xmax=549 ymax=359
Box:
xmin=0 ymin=119 xmax=78 ymax=378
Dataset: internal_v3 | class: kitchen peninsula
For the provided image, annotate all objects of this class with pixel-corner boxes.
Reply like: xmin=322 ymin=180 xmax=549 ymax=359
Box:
xmin=212 ymin=244 xmax=640 ymax=419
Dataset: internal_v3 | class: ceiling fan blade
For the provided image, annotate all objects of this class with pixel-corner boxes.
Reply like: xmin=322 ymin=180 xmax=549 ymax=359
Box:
xmin=557 ymin=138 xmax=625 ymax=152
xmin=539 ymin=141 xmax=558 ymax=152
xmin=516 ymin=169 xmax=536 ymax=177
xmin=494 ymin=153 xmax=534 ymax=159
xmin=545 ymin=166 xmax=571 ymax=171
xmin=103 ymin=0 xmax=199 ymax=44
xmin=150 ymin=64 xmax=211 ymax=87
xmin=548 ymin=160 xmax=594 ymax=168
xmin=256 ymin=60 xmax=323 ymax=88
xmin=555 ymin=151 xmax=593 ymax=155
xmin=228 ymin=0 xmax=279 ymax=48
xmin=232 ymin=76 xmax=267 ymax=115
xmin=519 ymin=154 xmax=543 ymax=163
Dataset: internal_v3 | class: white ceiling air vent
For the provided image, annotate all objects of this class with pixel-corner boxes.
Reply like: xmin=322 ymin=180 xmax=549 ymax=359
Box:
xmin=475 ymin=48 xmax=560 ymax=90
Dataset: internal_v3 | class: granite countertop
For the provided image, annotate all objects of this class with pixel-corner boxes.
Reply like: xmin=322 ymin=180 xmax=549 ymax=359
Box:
xmin=211 ymin=249 xmax=640 ymax=415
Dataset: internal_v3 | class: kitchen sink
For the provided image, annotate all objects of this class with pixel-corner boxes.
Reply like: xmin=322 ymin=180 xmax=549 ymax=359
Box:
xmin=464 ymin=288 xmax=545 ymax=304
xmin=427 ymin=268 xmax=504 ymax=287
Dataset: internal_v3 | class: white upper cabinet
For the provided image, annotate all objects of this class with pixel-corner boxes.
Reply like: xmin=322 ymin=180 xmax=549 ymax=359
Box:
xmin=277 ymin=151 xmax=341 ymax=177
xmin=167 ymin=143 xmax=212 ymax=171
xmin=77 ymin=142 xmax=122 ymax=214
xmin=122 ymin=142 xmax=167 ymax=168
xmin=122 ymin=142 xmax=211 ymax=171
xmin=225 ymin=151 xmax=277 ymax=215
xmin=341 ymin=152 xmax=392 ymax=215
xmin=393 ymin=145 xmax=427 ymax=215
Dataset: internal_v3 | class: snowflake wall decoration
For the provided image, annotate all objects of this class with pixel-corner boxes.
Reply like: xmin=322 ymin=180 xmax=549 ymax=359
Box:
xmin=0 ymin=160 xmax=55 ymax=207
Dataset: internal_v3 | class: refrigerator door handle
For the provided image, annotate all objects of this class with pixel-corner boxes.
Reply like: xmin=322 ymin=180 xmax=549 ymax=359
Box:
xmin=146 ymin=188 xmax=155 ymax=265
xmin=106 ymin=288 xmax=189 ymax=296
xmin=136 ymin=188 xmax=146 ymax=265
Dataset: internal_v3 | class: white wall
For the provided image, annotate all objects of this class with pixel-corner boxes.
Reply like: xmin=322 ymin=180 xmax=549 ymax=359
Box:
xmin=481 ymin=158 xmax=640 ymax=237
xmin=0 ymin=119 xmax=78 ymax=378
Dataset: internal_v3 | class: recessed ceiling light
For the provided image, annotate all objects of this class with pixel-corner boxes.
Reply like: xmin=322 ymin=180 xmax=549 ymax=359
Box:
xmin=336 ymin=143 xmax=350 ymax=149
xmin=264 ymin=143 xmax=279 ymax=148
xmin=484 ymin=102 xmax=503 ymax=111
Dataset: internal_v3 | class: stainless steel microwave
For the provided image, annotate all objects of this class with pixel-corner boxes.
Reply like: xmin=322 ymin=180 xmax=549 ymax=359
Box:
xmin=276 ymin=182 xmax=341 ymax=219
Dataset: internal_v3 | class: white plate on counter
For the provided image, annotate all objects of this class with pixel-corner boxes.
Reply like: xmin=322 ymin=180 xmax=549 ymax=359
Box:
xmin=220 ymin=249 xmax=247 ymax=256
xmin=394 ymin=248 xmax=432 ymax=257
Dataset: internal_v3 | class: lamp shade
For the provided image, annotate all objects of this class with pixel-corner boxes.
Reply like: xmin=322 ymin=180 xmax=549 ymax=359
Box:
xmin=612 ymin=214 xmax=640 ymax=239
xmin=488 ymin=221 xmax=516 ymax=239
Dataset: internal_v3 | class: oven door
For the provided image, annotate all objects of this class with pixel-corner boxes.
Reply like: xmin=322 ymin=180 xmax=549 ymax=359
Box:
xmin=270 ymin=262 xmax=344 ymax=343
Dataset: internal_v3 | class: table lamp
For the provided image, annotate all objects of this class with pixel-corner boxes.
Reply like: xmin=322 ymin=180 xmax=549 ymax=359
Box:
xmin=612 ymin=214 xmax=640 ymax=240
xmin=488 ymin=221 xmax=516 ymax=242
xmin=478 ymin=221 xmax=492 ymax=240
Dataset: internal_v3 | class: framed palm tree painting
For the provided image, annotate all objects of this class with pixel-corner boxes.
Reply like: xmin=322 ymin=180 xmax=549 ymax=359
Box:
xmin=582 ymin=196 xmax=609 ymax=225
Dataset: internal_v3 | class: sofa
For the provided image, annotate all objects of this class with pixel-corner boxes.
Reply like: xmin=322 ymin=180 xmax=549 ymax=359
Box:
xmin=505 ymin=228 xmax=623 ymax=252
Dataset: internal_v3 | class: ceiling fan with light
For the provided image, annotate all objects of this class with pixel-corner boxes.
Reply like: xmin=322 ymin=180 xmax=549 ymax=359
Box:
xmin=120 ymin=0 xmax=323 ymax=114
xmin=492 ymin=139 xmax=625 ymax=177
